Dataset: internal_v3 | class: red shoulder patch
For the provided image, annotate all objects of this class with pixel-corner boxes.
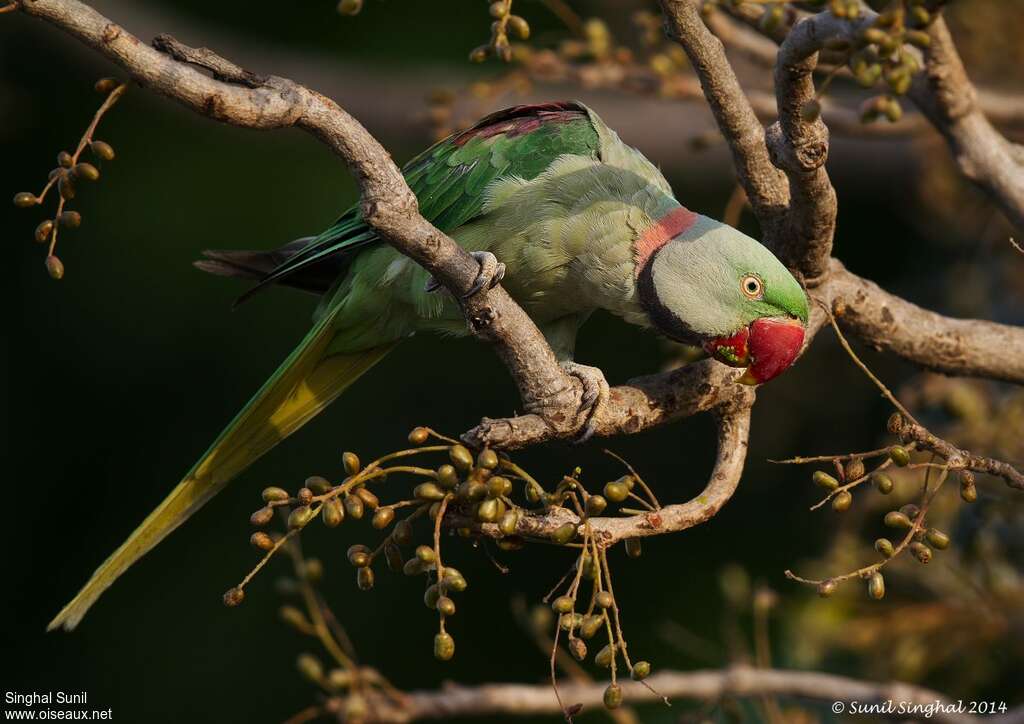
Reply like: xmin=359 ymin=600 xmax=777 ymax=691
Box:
xmin=452 ymin=101 xmax=588 ymax=146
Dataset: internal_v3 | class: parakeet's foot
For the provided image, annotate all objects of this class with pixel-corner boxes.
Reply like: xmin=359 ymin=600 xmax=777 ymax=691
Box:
xmin=560 ymin=361 xmax=609 ymax=443
xmin=425 ymin=251 xmax=506 ymax=299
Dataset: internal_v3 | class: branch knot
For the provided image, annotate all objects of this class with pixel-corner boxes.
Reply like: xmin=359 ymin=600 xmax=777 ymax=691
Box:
xmin=766 ymin=122 xmax=829 ymax=174
xmin=151 ymin=33 xmax=268 ymax=88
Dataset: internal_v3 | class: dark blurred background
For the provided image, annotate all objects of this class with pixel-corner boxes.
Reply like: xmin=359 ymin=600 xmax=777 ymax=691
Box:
xmin=2 ymin=1 xmax=1023 ymax=722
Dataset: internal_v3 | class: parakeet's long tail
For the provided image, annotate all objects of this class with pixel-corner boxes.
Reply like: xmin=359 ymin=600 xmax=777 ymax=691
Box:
xmin=48 ymin=306 xmax=395 ymax=631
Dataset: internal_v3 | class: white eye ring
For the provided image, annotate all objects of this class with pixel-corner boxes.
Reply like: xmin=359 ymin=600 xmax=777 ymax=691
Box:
xmin=741 ymin=274 xmax=763 ymax=299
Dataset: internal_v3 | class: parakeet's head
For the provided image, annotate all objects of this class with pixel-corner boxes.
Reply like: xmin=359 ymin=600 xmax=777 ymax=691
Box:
xmin=634 ymin=208 xmax=809 ymax=385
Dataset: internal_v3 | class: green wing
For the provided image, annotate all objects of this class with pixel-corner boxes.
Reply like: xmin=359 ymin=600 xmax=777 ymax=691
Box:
xmin=242 ymin=102 xmax=600 ymax=299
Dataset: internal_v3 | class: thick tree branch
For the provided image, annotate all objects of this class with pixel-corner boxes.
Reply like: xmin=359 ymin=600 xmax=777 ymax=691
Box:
xmin=466 ymin=359 xmax=748 ymax=449
xmin=908 ymin=17 xmax=1024 ymax=231
xmin=467 ymin=300 xmax=831 ymax=453
xmin=657 ymin=2 xmax=847 ymax=283
xmin=826 ymin=261 xmax=1024 ymax=386
xmin=658 ymin=0 xmax=790 ymax=240
xmin=15 ymin=0 xmax=596 ymax=439
xmin=352 ymin=666 xmax=1019 ymax=724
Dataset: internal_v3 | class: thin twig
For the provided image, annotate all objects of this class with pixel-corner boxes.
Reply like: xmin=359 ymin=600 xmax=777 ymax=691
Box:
xmin=786 ymin=466 xmax=950 ymax=588
xmin=818 ymin=299 xmax=919 ymax=426
xmin=603 ymin=449 xmax=661 ymax=510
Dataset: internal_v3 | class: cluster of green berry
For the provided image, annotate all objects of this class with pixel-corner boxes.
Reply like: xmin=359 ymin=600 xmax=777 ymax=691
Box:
xmin=470 ymin=0 xmax=531 ymax=63
xmin=786 ymin=412 xmax=965 ymax=600
xmin=275 ymin=538 xmax=406 ymax=722
xmin=791 ymin=1 xmax=937 ymax=125
xmin=228 ymin=426 xmax=660 ymax=713
xmin=12 ymin=78 xmax=123 ymax=279
xmin=545 ymin=520 xmax=653 ymax=712
xmin=849 ymin=1 xmax=934 ymax=123
xmin=701 ymin=0 xmax=937 ymax=126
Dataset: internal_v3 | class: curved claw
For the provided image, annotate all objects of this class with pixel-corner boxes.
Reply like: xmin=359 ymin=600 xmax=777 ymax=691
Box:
xmin=425 ymin=251 xmax=506 ymax=299
xmin=560 ymin=361 xmax=610 ymax=444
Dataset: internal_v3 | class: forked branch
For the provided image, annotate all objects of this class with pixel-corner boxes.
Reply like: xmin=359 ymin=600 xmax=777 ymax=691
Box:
xmin=467 ymin=393 xmax=753 ymax=545
xmin=908 ymin=17 xmax=1024 ymax=231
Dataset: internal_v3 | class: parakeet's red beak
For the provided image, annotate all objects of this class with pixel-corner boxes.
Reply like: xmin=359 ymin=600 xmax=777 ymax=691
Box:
xmin=738 ymin=317 xmax=805 ymax=384
xmin=704 ymin=316 xmax=805 ymax=385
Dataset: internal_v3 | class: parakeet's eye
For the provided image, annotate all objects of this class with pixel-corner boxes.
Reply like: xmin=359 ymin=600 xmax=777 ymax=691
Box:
xmin=741 ymin=274 xmax=763 ymax=299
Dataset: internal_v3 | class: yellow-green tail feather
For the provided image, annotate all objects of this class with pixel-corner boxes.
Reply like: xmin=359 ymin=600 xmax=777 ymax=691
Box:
xmin=48 ymin=310 xmax=394 ymax=631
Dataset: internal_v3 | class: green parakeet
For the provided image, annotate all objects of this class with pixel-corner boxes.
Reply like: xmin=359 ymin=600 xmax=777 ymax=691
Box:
xmin=49 ymin=102 xmax=808 ymax=631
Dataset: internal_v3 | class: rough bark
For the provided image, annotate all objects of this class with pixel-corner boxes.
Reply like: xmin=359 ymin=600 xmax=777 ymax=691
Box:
xmin=908 ymin=17 xmax=1024 ymax=231
xmin=658 ymin=0 xmax=790 ymax=241
xmin=827 ymin=262 xmax=1024 ymax=386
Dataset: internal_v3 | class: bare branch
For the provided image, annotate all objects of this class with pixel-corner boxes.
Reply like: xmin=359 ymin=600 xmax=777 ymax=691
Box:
xmin=908 ymin=17 xmax=1024 ymax=231
xmin=466 ymin=359 xmax=747 ymax=449
xmin=899 ymin=421 xmax=1024 ymax=491
xmin=15 ymin=0 xmax=591 ymax=439
xmin=658 ymin=0 xmax=790 ymax=238
xmin=826 ymin=261 xmax=1024 ymax=386
xmin=716 ymin=3 xmax=848 ymax=69
xmin=703 ymin=5 xmax=782 ymax=69
xmin=355 ymin=666 xmax=1010 ymax=724
xmin=767 ymin=11 xmax=871 ymax=281
xmin=150 ymin=33 xmax=267 ymax=87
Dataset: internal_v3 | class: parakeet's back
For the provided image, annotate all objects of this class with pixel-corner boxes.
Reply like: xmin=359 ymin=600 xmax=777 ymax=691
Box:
xmin=234 ymin=102 xmax=604 ymax=304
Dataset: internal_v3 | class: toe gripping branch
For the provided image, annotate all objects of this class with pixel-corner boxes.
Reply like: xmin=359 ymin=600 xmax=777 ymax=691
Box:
xmin=425 ymin=251 xmax=506 ymax=300
xmin=424 ymin=250 xmax=604 ymax=442
xmin=559 ymin=361 xmax=611 ymax=444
